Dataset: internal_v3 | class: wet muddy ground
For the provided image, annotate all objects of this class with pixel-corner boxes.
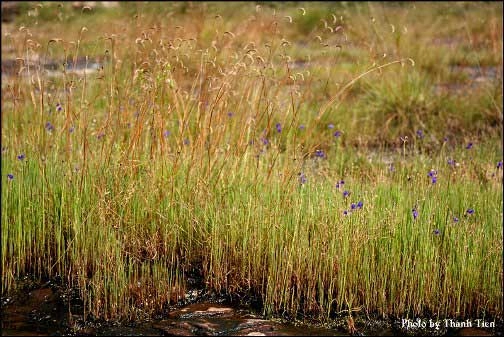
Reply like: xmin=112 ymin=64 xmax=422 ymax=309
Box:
xmin=1 ymin=277 xmax=501 ymax=336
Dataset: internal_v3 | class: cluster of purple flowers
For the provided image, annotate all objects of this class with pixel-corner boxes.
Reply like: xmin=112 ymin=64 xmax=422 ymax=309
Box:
xmin=427 ymin=169 xmax=437 ymax=184
xmin=315 ymin=150 xmax=325 ymax=158
xmin=335 ymin=180 xmax=344 ymax=189
xmin=45 ymin=122 xmax=55 ymax=132
xmin=344 ymin=200 xmax=363 ymax=215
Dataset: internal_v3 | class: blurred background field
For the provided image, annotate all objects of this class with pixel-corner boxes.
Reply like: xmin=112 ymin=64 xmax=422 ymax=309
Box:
xmin=1 ymin=1 xmax=502 ymax=325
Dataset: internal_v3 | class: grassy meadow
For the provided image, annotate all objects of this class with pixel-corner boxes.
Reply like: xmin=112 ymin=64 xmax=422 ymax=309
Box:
xmin=1 ymin=2 xmax=503 ymax=323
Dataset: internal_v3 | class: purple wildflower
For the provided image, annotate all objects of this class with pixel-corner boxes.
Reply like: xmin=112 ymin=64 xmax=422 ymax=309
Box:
xmin=431 ymin=176 xmax=437 ymax=184
xmin=466 ymin=208 xmax=474 ymax=215
xmin=357 ymin=201 xmax=363 ymax=209
xmin=465 ymin=142 xmax=473 ymax=150
xmin=416 ymin=129 xmax=424 ymax=139
xmin=328 ymin=123 xmax=334 ymax=129
xmin=45 ymin=122 xmax=54 ymax=132
xmin=351 ymin=203 xmax=357 ymax=210
xmin=276 ymin=123 xmax=282 ymax=133
xmin=299 ymin=172 xmax=307 ymax=185
xmin=443 ymin=136 xmax=448 ymax=142
xmin=56 ymin=102 xmax=63 ymax=112
xmin=69 ymin=126 xmax=75 ymax=133
xmin=335 ymin=180 xmax=345 ymax=189
xmin=227 ymin=112 xmax=234 ymax=118
xmin=261 ymin=137 xmax=269 ymax=145
xmin=433 ymin=229 xmax=440 ymax=235
xmin=427 ymin=169 xmax=437 ymax=178
xmin=453 ymin=217 xmax=459 ymax=223
xmin=97 ymin=132 xmax=105 ymax=140
xmin=343 ymin=190 xmax=350 ymax=198
xmin=7 ymin=174 xmax=14 ymax=180
xmin=447 ymin=159 xmax=456 ymax=167
xmin=163 ymin=130 xmax=171 ymax=138
xmin=343 ymin=210 xmax=348 ymax=215
xmin=315 ymin=150 xmax=325 ymax=158
xmin=389 ymin=164 xmax=395 ymax=172
xmin=412 ymin=208 xmax=419 ymax=220
xmin=299 ymin=124 xmax=305 ymax=130
xmin=333 ymin=130 xmax=341 ymax=138
xmin=17 ymin=153 xmax=25 ymax=161
xmin=497 ymin=161 xmax=503 ymax=169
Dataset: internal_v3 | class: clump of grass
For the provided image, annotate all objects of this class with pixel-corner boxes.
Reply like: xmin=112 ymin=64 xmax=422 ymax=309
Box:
xmin=1 ymin=1 xmax=502 ymax=323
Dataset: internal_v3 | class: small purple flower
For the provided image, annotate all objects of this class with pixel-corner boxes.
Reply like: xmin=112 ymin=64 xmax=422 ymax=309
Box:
xmin=412 ymin=208 xmax=418 ymax=220
xmin=261 ymin=137 xmax=269 ymax=145
xmin=466 ymin=208 xmax=474 ymax=215
xmin=433 ymin=229 xmax=440 ymax=235
xmin=97 ymin=132 xmax=105 ymax=140
xmin=227 ymin=112 xmax=234 ymax=118
xmin=45 ymin=122 xmax=54 ymax=132
xmin=443 ymin=136 xmax=448 ymax=142
xmin=328 ymin=123 xmax=334 ymax=129
xmin=343 ymin=210 xmax=348 ymax=215
xmin=56 ymin=102 xmax=63 ymax=112
xmin=7 ymin=174 xmax=14 ymax=180
xmin=315 ymin=150 xmax=325 ymax=158
xmin=465 ymin=142 xmax=473 ymax=150
xmin=299 ymin=124 xmax=305 ymax=130
xmin=299 ymin=172 xmax=307 ymax=185
xmin=431 ymin=176 xmax=437 ymax=184
xmin=276 ymin=123 xmax=282 ymax=133
xmin=343 ymin=190 xmax=350 ymax=198
xmin=357 ymin=201 xmax=363 ymax=209
xmin=497 ymin=161 xmax=503 ymax=169
xmin=389 ymin=164 xmax=395 ymax=172
xmin=163 ymin=130 xmax=171 ymax=138
xmin=453 ymin=217 xmax=459 ymax=223
xmin=335 ymin=180 xmax=344 ymax=189
xmin=333 ymin=130 xmax=341 ymax=138
xmin=447 ymin=159 xmax=456 ymax=167
xmin=427 ymin=169 xmax=437 ymax=178
xmin=69 ymin=126 xmax=75 ymax=133
xmin=416 ymin=129 xmax=424 ymax=139
xmin=351 ymin=203 xmax=357 ymax=210
xmin=17 ymin=153 xmax=25 ymax=161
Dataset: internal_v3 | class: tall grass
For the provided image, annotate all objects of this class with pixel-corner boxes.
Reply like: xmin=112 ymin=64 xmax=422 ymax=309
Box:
xmin=1 ymin=1 xmax=502 ymax=322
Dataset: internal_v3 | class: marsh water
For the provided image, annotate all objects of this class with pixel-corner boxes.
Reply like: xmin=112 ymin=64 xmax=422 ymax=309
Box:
xmin=1 ymin=278 xmax=499 ymax=336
